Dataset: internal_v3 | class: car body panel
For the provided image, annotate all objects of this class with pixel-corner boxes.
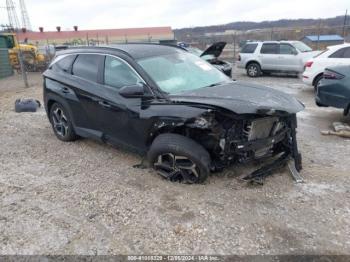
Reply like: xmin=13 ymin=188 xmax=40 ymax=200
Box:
xmin=316 ymin=66 xmax=350 ymax=110
xmin=171 ymin=81 xmax=304 ymax=115
xmin=200 ymin=41 xmax=226 ymax=58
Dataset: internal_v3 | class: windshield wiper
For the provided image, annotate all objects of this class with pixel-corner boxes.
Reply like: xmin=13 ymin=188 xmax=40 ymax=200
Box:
xmin=204 ymin=81 xmax=227 ymax=88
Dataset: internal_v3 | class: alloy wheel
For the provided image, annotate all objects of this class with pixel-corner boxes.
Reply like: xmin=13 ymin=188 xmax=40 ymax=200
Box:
xmin=154 ymin=153 xmax=199 ymax=183
xmin=52 ymin=107 xmax=69 ymax=137
xmin=248 ymin=66 xmax=258 ymax=77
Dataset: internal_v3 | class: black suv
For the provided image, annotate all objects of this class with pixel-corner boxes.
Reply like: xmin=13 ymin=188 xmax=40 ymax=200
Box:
xmin=43 ymin=44 xmax=304 ymax=184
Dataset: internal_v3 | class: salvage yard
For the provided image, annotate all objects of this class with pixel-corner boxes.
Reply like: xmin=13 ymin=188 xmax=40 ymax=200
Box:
xmin=0 ymin=70 xmax=350 ymax=255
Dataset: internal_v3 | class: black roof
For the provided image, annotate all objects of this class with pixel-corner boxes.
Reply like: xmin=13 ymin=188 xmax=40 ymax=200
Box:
xmin=58 ymin=43 xmax=182 ymax=60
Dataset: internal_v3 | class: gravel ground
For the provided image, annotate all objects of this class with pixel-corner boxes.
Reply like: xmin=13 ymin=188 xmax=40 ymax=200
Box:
xmin=0 ymin=69 xmax=350 ymax=255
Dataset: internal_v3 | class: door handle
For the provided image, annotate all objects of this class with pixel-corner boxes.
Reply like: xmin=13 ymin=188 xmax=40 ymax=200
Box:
xmin=98 ymin=101 xmax=112 ymax=108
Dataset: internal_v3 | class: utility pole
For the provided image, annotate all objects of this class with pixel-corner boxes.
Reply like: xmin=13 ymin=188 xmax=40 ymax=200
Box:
xmin=343 ymin=9 xmax=348 ymax=39
xmin=316 ymin=19 xmax=321 ymax=50
xmin=270 ymin=27 xmax=274 ymax=40
xmin=6 ymin=0 xmax=29 ymax=88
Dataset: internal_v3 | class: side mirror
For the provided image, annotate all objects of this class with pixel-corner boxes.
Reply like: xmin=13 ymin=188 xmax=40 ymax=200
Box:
xmin=293 ymin=49 xmax=298 ymax=55
xmin=118 ymin=83 xmax=152 ymax=98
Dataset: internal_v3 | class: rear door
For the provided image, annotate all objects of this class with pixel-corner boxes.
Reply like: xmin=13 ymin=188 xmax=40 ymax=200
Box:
xmin=259 ymin=43 xmax=279 ymax=70
xmin=278 ymin=43 xmax=301 ymax=72
xmin=70 ymin=54 xmax=106 ymax=134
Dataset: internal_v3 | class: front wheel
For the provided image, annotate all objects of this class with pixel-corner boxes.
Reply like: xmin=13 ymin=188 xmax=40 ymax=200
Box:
xmin=147 ymin=134 xmax=211 ymax=184
xmin=246 ymin=63 xmax=261 ymax=77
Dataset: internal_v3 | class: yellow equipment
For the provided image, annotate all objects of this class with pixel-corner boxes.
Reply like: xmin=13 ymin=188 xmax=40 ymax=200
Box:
xmin=0 ymin=33 xmax=46 ymax=72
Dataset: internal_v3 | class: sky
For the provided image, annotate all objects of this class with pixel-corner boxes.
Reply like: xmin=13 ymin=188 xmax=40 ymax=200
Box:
xmin=0 ymin=0 xmax=349 ymax=31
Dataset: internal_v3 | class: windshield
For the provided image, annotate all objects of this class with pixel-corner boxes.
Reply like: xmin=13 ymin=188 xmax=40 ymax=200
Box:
xmin=138 ymin=52 xmax=231 ymax=94
xmin=187 ymin=47 xmax=203 ymax=56
xmin=292 ymin=41 xmax=313 ymax=52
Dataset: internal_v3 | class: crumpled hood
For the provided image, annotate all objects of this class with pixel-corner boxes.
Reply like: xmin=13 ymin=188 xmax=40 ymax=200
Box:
xmin=170 ymin=81 xmax=304 ymax=115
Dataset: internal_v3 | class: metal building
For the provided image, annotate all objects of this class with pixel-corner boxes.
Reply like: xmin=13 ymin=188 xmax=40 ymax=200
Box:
xmin=0 ymin=48 xmax=14 ymax=79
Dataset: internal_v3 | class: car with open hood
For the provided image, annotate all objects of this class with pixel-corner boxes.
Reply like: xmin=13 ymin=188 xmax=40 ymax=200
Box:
xmin=178 ymin=42 xmax=232 ymax=77
xmin=43 ymin=44 xmax=304 ymax=184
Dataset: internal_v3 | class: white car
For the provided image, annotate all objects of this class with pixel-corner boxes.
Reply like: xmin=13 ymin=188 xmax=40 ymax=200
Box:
xmin=302 ymin=43 xmax=350 ymax=89
xmin=237 ymin=41 xmax=320 ymax=77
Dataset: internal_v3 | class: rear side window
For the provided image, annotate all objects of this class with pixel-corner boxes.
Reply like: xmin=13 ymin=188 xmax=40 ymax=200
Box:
xmin=51 ymin=55 xmax=76 ymax=73
xmin=279 ymin=44 xmax=296 ymax=55
xmin=241 ymin=43 xmax=258 ymax=53
xmin=343 ymin=48 xmax=350 ymax=58
xmin=329 ymin=48 xmax=345 ymax=58
xmin=330 ymin=47 xmax=350 ymax=58
xmin=72 ymin=54 xmax=102 ymax=82
xmin=260 ymin=43 xmax=278 ymax=54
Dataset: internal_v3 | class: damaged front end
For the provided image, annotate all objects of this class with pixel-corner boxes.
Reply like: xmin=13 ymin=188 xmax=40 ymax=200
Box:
xmin=182 ymin=109 xmax=302 ymax=184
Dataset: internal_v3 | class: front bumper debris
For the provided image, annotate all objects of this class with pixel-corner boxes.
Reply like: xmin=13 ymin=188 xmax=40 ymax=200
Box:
xmin=242 ymin=114 xmax=303 ymax=185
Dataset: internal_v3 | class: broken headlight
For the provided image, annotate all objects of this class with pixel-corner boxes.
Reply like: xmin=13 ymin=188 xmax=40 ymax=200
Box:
xmin=188 ymin=113 xmax=215 ymax=129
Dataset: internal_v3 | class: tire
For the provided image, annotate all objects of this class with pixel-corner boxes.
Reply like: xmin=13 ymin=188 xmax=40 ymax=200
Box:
xmin=313 ymin=74 xmax=323 ymax=93
xmin=246 ymin=63 xmax=261 ymax=77
xmin=147 ymin=133 xmax=211 ymax=184
xmin=49 ymin=102 xmax=78 ymax=142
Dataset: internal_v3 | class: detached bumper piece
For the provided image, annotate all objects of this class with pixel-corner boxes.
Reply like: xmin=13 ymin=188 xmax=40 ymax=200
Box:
xmin=242 ymin=153 xmax=290 ymax=185
xmin=242 ymin=115 xmax=303 ymax=185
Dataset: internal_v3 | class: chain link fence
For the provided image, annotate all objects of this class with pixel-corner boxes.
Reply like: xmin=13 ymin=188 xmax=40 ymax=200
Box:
xmin=176 ymin=25 xmax=350 ymax=63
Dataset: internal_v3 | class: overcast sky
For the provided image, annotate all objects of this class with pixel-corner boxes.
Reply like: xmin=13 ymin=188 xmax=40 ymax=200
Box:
xmin=1 ymin=0 xmax=349 ymax=30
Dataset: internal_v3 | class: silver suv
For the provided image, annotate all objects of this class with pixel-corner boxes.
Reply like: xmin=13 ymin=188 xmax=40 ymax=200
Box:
xmin=237 ymin=41 xmax=319 ymax=77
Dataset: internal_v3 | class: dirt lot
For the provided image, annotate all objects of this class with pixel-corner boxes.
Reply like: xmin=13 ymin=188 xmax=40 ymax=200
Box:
xmin=0 ymin=70 xmax=350 ymax=255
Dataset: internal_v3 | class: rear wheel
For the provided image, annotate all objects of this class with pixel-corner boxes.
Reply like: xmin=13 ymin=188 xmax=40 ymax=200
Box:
xmin=49 ymin=102 xmax=78 ymax=142
xmin=147 ymin=134 xmax=211 ymax=184
xmin=246 ymin=63 xmax=261 ymax=77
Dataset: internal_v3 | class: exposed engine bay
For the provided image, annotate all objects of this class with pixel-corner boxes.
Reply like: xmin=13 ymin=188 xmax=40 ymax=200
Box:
xmin=183 ymin=109 xmax=302 ymax=183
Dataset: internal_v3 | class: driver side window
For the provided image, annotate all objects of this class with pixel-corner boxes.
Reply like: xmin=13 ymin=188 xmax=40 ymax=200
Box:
xmin=104 ymin=56 xmax=142 ymax=89
xmin=279 ymin=44 xmax=296 ymax=55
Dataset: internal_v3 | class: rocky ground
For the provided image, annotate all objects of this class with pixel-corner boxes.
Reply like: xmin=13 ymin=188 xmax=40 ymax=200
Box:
xmin=0 ymin=70 xmax=349 ymax=255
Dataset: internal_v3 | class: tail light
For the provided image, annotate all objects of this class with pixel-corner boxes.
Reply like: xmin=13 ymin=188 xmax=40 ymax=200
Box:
xmin=305 ymin=61 xmax=313 ymax=68
xmin=238 ymin=55 xmax=241 ymax=61
xmin=323 ymin=69 xmax=344 ymax=80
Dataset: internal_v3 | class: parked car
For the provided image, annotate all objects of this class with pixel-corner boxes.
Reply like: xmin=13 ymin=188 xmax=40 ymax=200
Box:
xmin=316 ymin=66 xmax=350 ymax=115
xmin=178 ymin=42 xmax=232 ymax=77
xmin=237 ymin=41 xmax=319 ymax=77
xmin=302 ymin=43 xmax=350 ymax=90
xmin=43 ymin=44 xmax=303 ymax=184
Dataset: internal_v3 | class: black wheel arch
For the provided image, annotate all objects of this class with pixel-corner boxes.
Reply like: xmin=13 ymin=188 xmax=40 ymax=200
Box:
xmin=45 ymin=93 xmax=76 ymax=127
xmin=246 ymin=60 xmax=261 ymax=69
xmin=313 ymin=73 xmax=324 ymax=87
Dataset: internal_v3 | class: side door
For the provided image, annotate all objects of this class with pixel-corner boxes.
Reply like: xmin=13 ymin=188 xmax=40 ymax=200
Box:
xmin=69 ymin=53 xmax=106 ymax=137
xmin=96 ymin=55 xmax=148 ymax=150
xmin=259 ymin=43 xmax=279 ymax=70
xmin=278 ymin=43 xmax=301 ymax=72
